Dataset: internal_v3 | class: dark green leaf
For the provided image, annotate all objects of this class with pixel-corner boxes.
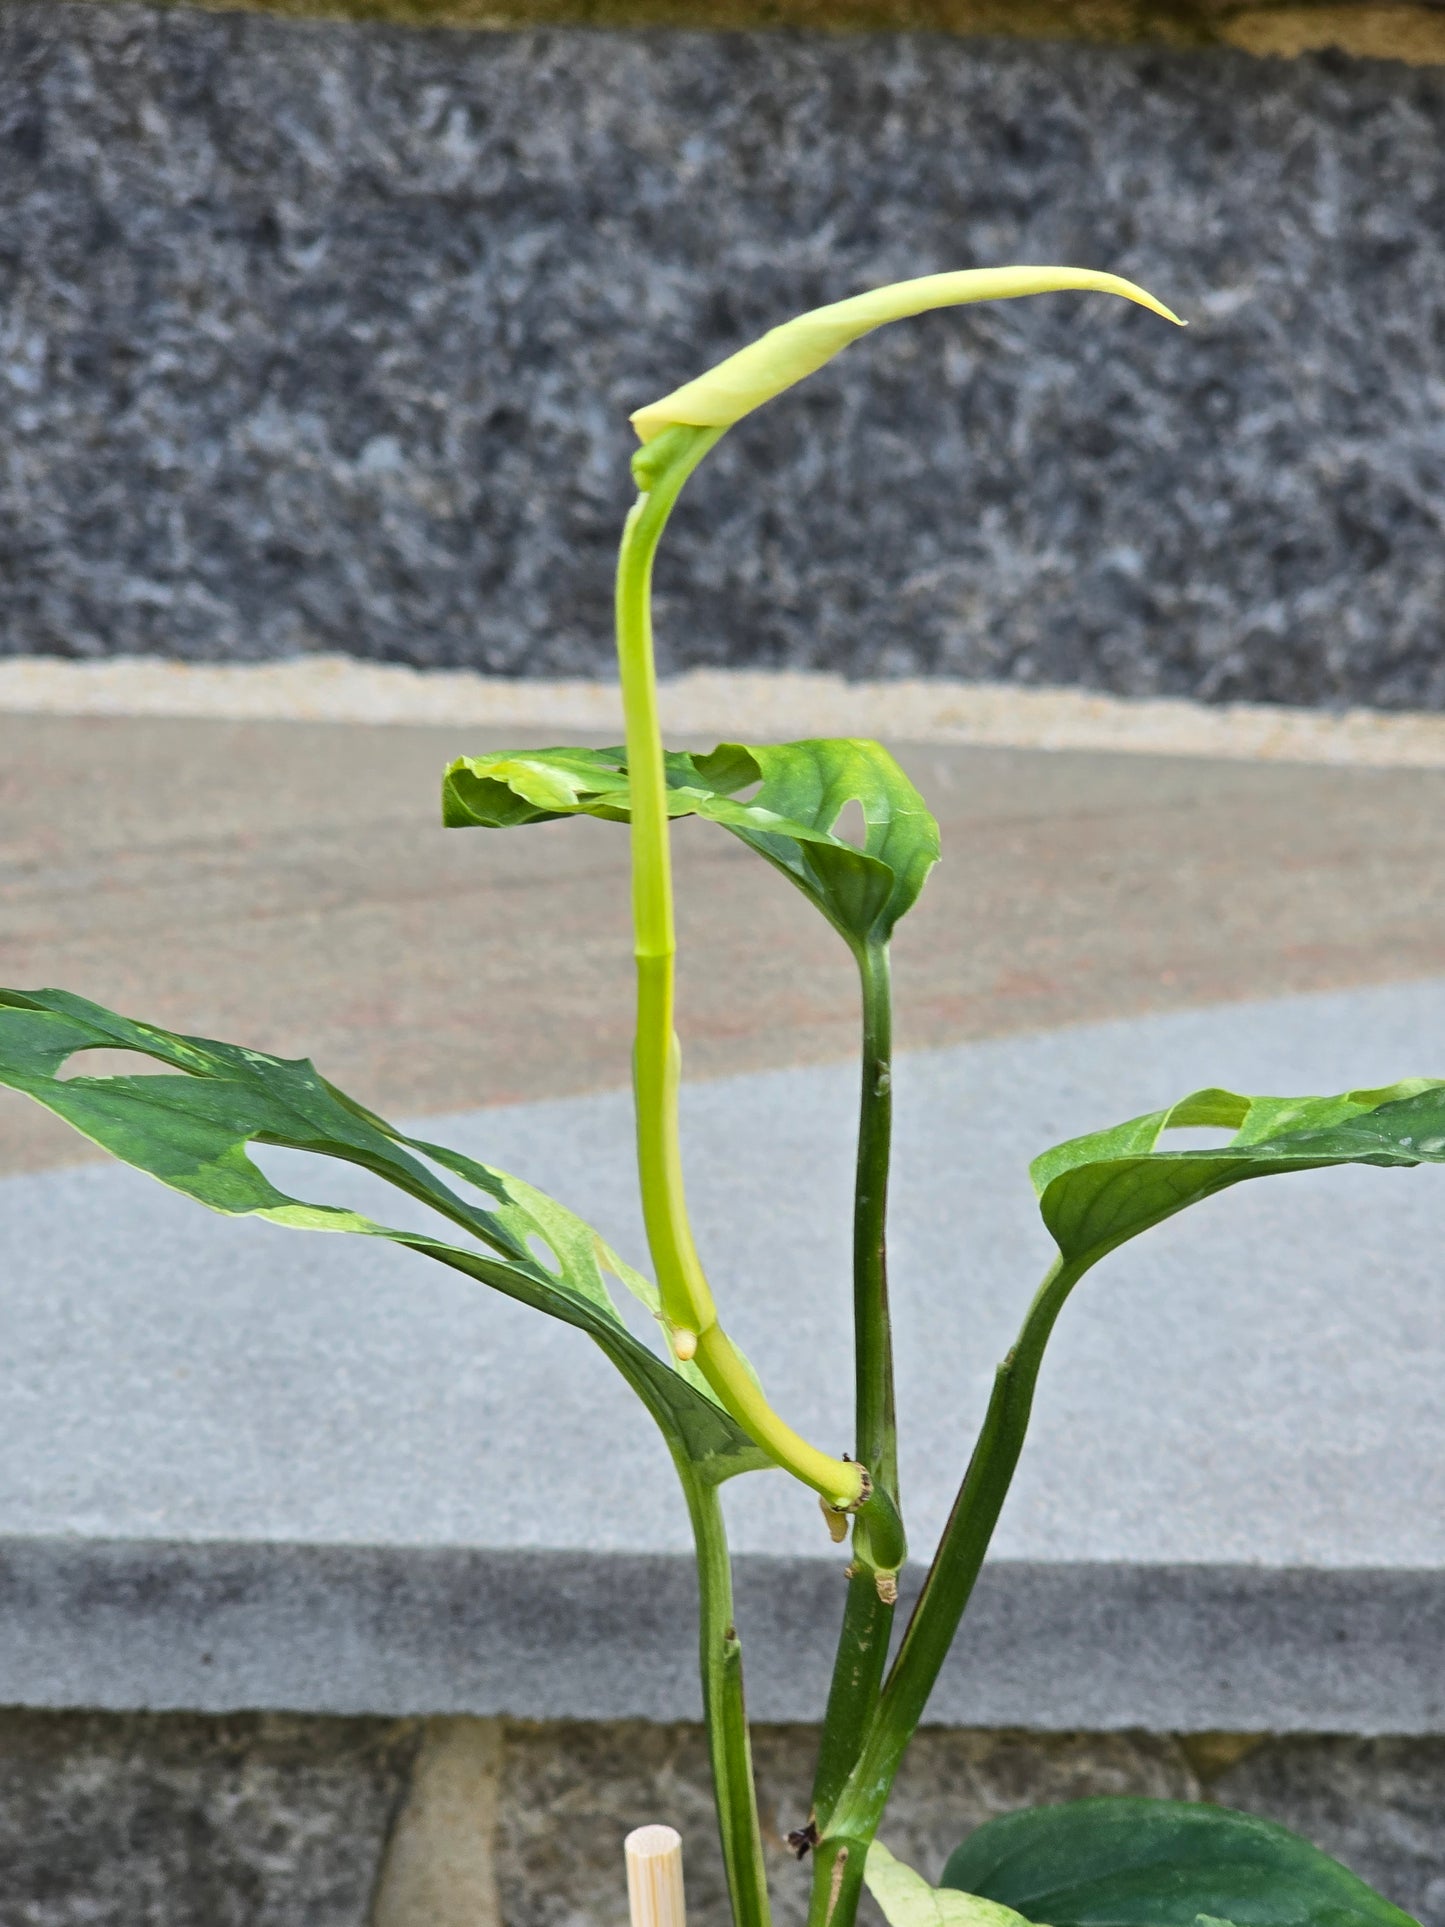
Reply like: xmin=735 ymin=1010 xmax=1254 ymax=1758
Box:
xmin=1031 ymin=1080 xmax=1445 ymax=1279
xmin=0 ymin=987 xmax=770 ymax=1483
xmin=442 ymin=738 xmax=939 ymax=948
xmin=941 ymin=1797 xmax=1417 ymax=1927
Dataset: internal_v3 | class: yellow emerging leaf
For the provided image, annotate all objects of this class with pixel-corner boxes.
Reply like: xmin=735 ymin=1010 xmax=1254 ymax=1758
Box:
xmin=630 ymin=266 xmax=1184 ymax=445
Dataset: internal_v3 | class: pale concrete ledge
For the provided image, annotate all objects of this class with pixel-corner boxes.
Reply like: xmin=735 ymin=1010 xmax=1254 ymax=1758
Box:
xmin=11 ymin=655 xmax=1445 ymax=767
xmin=5 ymin=983 xmax=1444 ymax=1733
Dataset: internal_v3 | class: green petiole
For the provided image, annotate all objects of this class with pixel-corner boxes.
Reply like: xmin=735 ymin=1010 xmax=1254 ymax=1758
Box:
xmin=615 ymin=422 xmax=876 ymax=1517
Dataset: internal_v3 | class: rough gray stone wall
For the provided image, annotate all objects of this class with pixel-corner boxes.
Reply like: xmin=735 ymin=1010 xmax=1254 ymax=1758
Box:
xmin=0 ymin=1707 xmax=419 ymax=1927
xmin=494 ymin=1723 xmax=1445 ymax=1927
xmin=493 ymin=1722 xmax=1199 ymax=1927
xmin=3 ymin=5 xmax=1445 ymax=704
xmin=2 ymin=1712 xmax=1443 ymax=1927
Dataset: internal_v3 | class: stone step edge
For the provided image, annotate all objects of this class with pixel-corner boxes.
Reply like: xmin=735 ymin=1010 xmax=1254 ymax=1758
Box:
xmin=3 ymin=1534 xmax=1442 ymax=1729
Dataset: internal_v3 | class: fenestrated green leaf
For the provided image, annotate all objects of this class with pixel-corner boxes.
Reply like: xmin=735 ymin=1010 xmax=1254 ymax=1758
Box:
xmin=866 ymin=1841 xmax=1034 ymax=1927
xmin=941 ymin=1797 xmax=1417 ymax=1927
xmin=0 ymin=987 xmax=771 ymax=1484
xmin=442 ymin=738 xmax=939 ymax=949
xmin=1031 ymin=1079 xmax=1445 ymax=1280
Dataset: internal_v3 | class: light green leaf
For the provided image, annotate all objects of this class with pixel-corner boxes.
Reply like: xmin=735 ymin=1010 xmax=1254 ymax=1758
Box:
xmin=629 ymin=267 xmax=1183 ymax=443
xmin=0 ymin=987 xmax=771 ymax=1483
xmin=443 ymin=738 xmax=939 ymax=949
xmin=865 ymin=1841 xmax=1036 ymax=1927
xmin=1031 ymin=1079 xmax=1445 ymax=1280
xmin=941 ymin=1797 xmax=1417 ymax=1927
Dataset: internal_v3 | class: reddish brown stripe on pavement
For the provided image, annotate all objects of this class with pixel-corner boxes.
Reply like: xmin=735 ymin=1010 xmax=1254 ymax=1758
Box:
xmin=4 ymin=715 xmax=1444 ymax=1176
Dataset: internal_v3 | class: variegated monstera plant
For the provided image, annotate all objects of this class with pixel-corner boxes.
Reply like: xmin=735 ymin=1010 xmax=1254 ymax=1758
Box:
xmin=3 ymin=271 xmax=1431 ymax=1927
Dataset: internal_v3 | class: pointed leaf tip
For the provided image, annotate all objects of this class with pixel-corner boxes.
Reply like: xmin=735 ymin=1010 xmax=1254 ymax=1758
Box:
xmin=630 ymin=266 xmax=1184 ymax=444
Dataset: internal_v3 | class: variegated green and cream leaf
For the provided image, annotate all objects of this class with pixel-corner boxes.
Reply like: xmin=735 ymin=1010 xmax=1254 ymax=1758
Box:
xmin=443 ymin=737 xmax=938 ymax=951
xmin=0 ymin=987 xmax=771 ymax=1484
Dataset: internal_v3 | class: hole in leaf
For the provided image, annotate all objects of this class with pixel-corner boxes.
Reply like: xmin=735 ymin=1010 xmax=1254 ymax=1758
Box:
xmin=1159 ymin=1124 xmax=1240 ymax=1151
xmin=833 ymin=798 xmax=867 ymax=849
xmin=54 ymin=1046 xmax=182 ymax=1081
xmin=525 ymin=1232 xmax=562 ymax=1276
xmin=250 ymin=1140 xmax=449 ymax=1238
xmin=721 ymin=774 xmax=762 ymax=802
xmin=611 ymin=1285 xmax=659 ymax=1349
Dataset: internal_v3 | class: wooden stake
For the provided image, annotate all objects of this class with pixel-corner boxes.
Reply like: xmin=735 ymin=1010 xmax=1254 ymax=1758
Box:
xmin=625 ymin=1824 xmax=686 ymax=1927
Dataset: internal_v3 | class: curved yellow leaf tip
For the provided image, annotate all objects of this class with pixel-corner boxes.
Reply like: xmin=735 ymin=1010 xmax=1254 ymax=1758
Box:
xmin=629 ymin=266 xmax=1185 ymax=445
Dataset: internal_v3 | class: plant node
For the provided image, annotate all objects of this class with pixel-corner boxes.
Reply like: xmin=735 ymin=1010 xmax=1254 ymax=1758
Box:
xmin=841 ymin=1465 xmax=873 ymax=1513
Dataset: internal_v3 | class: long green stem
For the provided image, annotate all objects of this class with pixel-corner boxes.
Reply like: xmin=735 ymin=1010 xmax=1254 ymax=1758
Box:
xmin=807 ymin=1837 xmax=868 ymax=1927
xmin=617 ymin=425 xmax=912 ymax=1927
xmin=615 ymin=424 xmax=869 ymax=1513
xmin=852 ymin=941 xmax=898 ymax=1501
xmin=616 ymin=427 xmax=725 ymax=1350
xmin=680 ymin=1464 xmax=772 ymax=1927
xmin=809 ymin=1566 xmax=895 ymax=1835
xmin=809 ymin=939 xmax=900 ymax=1828
xmin=806 ymin=1255 xmax=1081 ymax=1927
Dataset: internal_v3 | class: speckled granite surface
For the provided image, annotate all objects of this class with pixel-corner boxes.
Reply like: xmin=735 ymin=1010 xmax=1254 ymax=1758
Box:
xmin=2 ymin=5 xmax=1444 ymax=702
